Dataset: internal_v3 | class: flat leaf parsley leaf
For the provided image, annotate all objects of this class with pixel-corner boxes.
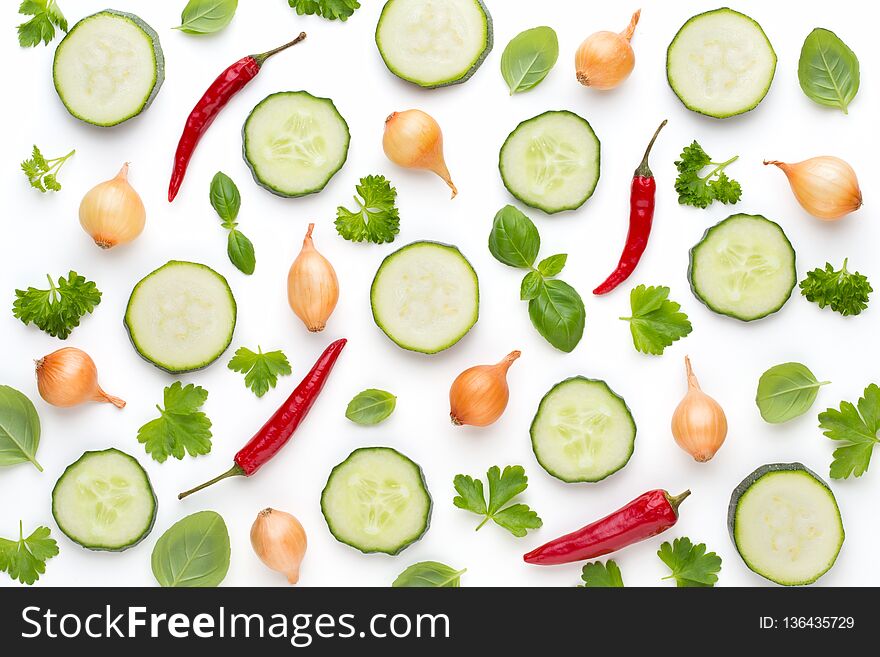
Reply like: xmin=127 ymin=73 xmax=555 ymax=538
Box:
xmin=658 ymin=537 xmax=721 ymax=587
xmin=335 ymin=175 xmax=400 ymax=244
xmin=228 ymin=346 xmax=292 ymax=398
xmin=818 ymin=383 xmax=880 ymax=479
xmin=12 ymin=271 xmax=101 ymax=339
xmin=674 ymin=141 xmax=742 ymax=209
xmin=800 ymin=259 xmax=871 ymax=316
xmin=620 ymin=285 xmax=693 ymax=355
xmin=0 ymin=521 xmax=59 ymax=585
xmin=137 ymin=383 xmax=212 ymax=463
xmin=453 ymin=465 xmax=542 ymax=537
xmin=288 ymin=0 xmax=360 ymax=21
xmin=17 ymin=0 xmax=68 ymax=47
xmin=21 ymin=145 xmax=74 ymax=192
xmin=580 ymin=560 xmax=624 ymax=588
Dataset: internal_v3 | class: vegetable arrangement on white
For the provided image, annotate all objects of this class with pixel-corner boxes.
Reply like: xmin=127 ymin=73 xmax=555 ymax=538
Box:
xmin=1 ymin=0 xmax=878 ymax=588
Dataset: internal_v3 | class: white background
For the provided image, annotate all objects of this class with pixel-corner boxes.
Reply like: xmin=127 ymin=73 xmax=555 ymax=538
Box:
xmin=1 ymin=0 xmax=878 ymax=588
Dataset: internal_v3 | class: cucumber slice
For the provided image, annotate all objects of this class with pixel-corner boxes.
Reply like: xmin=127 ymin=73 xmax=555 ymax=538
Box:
xmin=321 ymin=447 xmax=432 ymax=555
xmin=52 ymin=448 xmax=157 ymax=551
xmin=729 ymin=463 xmax=844 ymax=586
xmin=371 ymin=241 xmax=479 ymax=354
xmin=243 ymin=91 xmax=350 ymax=198
xmin=530 ymin=377 xmax=636 ymax=483
xmin=689 ymin=214 xmax=796 ymax=322
xmin=667 ymin=8 xmax=777 ymax=119
xmin=376 ymin=0 xmax=493 ymax=88
xmin=499 ymin=110 xmax=600 ymax=214
xmin=124 ymin=261 xmax=237 ymax=373
xmin=53 ymin=10 xmax=164 ymax=127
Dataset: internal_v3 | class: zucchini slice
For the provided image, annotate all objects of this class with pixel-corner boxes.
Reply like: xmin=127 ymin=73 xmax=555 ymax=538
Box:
xmin=689 ymin=213 xmax=796 ymax=321
xmin=243 ymin=91 xmax=350 ymax=198
xmin=371 ymin=241 xmax=479 ymax=354
xmin=321 ymin=447 xmax=432 ymax=555
xmin=499 ymin=110 xmax=601 ymax=214
xmin=53 ymin=10 xmax=164 ymax=127
xmin=124 ymin=261 xmax=236 ymax=373
xmin=530 ymin=377 xmax=636 ymax=483
xmin=729 ymin=463 xmax=844 ymax=586
xmin=52 ymin=448 xmax=157 ymax=551
xmin=667 ymin=8 xmax=777 ymax=119
xmin=376 ymin=0 xmax=493 ymax=88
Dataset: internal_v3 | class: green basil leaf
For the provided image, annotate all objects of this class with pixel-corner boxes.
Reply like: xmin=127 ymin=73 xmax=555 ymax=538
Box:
xmin=0 ymin=385 xmax=42 ymax=471
xmin=151 ymin=511 xmax=230 ymax=587
xmin=345 ymin=389 xmax=396 ymax=426
xmin=392 ymin=561 xmax=466 ymax=587
xmin=210 ymin=171 xmax=240 ymax=226
xmin=798 ymin=28 xmax=860 ymax=113
xmin=176 ymin=0 xmax=238 ymax=34
xmin=228 ymin=230 xmax=256 ymax=275
xmin=520 ymin=271 xmax=543 ymax=301
xmin=537 ymin=253 xmax=567 ymax=277
xmin=528 ymin=279 xmax=585 ymax=353
xmin=756 ymin=362 xmax=830 ymax=424
xmin=488 ymin=205 xmax=540 ymax=269
xmin=500 ymin=26 xmax=559 ymax=94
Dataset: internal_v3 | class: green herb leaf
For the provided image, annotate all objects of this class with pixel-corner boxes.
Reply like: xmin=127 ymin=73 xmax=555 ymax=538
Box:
xmin=175 ymin=0 xmax=237 ymax=34
xmin=345 ymin=389 xmax=396 ymax=426
xmin=151 ymin=511 xmax=230 ymax=587
xmin=800 ymin=259 xmax=871 ymax=316
xmin=0 ymin=386 xmax=42 ymax=472
xmin=210 ymin=171 xmax=240 ymax=227
xmin=392 ymin=561 xmax=466 ymax=587
xmin=227 ymin=230 xmax=256 ymax=275
xmin=228 ymin=346 xmax=292 ymax=398
xmin=819 ymin=383 xmax=880 ymax=479
xmin=658 ymin=537 xmax=721 ymax=587
xmin=0 ymin=521 xmax=58 ymax=585
xmin=620 ymin=284 xmax=692 ymax=355
xmin=288 ymin=0 xmax=360 ymax=21
xmin=453 ymin=465 xmax=542 ymax=537
xmin=756 ymin=362 xmax=830 ymax=424
xmin=674 ymin=141 xmax=741 ymax=209
xmin=335 ymin=175 xmax=400 ymax=244
xmin=12 ymin=271 xmax=101 ymax=340
xmin=21 ymin=145 xmax=74 ymax=193
xmin=17 ymin=0 xmax=67 ymax=47
xmin=528 ymin=278 xmax=585 ymax=353
xmin=488 ymin=205 xmax=540 ymax=269
xmin=500 ymin=26 xmax=559 ymax=94
xmin=520 ymin=270 xmax=543 ymax=301
xmin=798 ymin=28 xmax=859 ymax=114
xmin=537 ymin=253 xmax=567 ymax=277
xmin=136 ymin=382 xmax=212 ymax=463
xmin=580 ymin=560 xmax=624 ymax=588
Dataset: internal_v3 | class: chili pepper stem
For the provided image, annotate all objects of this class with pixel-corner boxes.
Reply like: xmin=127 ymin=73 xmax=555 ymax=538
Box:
xmin=665 ymin=489 xmax=691 ymax=513
xmin=634 ymin=119 xmax=667 ymax=178
xmin=178 ymin=464 xmax=245 ymax=500
xmin=252 ymin=32 xmax=307 ymax=67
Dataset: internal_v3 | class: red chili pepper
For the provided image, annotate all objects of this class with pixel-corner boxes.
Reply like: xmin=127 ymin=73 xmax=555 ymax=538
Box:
xmin=167 ymin=32 xmax=307 ymax=203
xmin=593 ymin=120 xmax=667 ymax=295
xmin=523 ymin=488 xmax=689 ymax=565
xmin=178 ymin=338 xmax=346 ymax=499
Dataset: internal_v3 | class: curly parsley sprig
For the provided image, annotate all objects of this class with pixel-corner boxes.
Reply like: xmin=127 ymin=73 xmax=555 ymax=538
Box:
xmin=12 ymin=271 xmax=101 ymax=339
xmin=21 ymin=145 xmax=75 ymax=193
xmin=674 ymin=141 xmax=742 ymax=209
xmin=800 ymin=259 xmax=871 ymax=316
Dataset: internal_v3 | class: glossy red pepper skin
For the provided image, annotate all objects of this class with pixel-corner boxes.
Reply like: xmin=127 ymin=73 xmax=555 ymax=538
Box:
xmin=593 ymin=120 xmax=667 ymax=295
xmin=167 ymin=33 xmax=306 ymax=203
xmin=178 ymin=338 xmax=345 ymax=499
xmin=523 ymin=489 xmax=689 ymax=565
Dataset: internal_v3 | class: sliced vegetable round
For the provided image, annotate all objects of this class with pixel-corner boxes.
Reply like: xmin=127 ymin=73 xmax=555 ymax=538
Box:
xmin=125 ymin=261 xmax=237 ymax=373
xmin=376 ymin=0 xmax=493 ymax=88
xmin=53 ymin=10 xmax=164 ymax=127
xmin=689 ymin=213 xmax=796 ymax=321
xmin=666 ymin=8 xmax=776 ymax=118
xmin=530 ymin=377 xmax=636 ymax=483
xmin=321 ymin=447 xmax=432 ymax=555
xmin=729 ymin=463 xmax=844 ymax=586
xmin=52 ymin=448 xmax=157 ymax=551
xmin=243 ymin=91 xmax=350 ymax=198
xmin=371 ymin=241 xmax=479 ymax=354
xmin=499 ymin=110 xmax=600 ymax=214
